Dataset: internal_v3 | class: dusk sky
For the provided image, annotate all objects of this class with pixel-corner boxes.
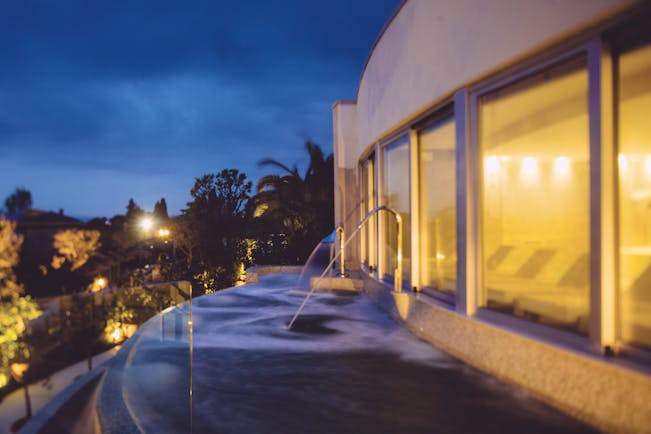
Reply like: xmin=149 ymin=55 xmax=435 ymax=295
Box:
xmin=0 ymin=0 xmax=399 ymax=218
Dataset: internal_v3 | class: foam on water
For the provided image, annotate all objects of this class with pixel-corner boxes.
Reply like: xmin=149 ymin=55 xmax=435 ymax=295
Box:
xmin=114 ymin=272 xmax=596 ymax=434
xmin=185 ymin=274 xmax=452 ymax=367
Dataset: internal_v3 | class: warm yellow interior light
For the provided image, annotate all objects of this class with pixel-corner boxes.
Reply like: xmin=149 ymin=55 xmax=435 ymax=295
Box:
xmin=485 ymin=156 xmax=500 ymax=175
xmin=521 ymin=156 xmax=539 ymax=179
xmin=618 ymin=154 xmax=628 ymax=172
xmin=644 ymin=155 xmax=651 ymax=179
xmin=553 ymin=156 xmax=571 ymax=178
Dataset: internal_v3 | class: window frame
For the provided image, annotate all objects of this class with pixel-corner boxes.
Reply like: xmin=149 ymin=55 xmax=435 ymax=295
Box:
xmin=378 ymin=132 xmax=411 ymax=286
xmin=469 ymin=41 xmax=608 ymax=349
xmin=611 ymin=26 xmax=651 ymax=355
xmin=415 ymin=108 xmax=458 ymax=304
xmin=359 ymin=150 xmax=377 ymax=275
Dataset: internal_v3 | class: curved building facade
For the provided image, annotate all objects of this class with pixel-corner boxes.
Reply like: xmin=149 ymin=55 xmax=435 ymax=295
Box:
xmin=333 ymin=1 xmax=651 ymax=432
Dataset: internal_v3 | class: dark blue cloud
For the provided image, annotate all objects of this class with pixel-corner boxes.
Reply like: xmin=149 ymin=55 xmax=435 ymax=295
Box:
xmin=0 ymin=0 xmax=399 ymax=216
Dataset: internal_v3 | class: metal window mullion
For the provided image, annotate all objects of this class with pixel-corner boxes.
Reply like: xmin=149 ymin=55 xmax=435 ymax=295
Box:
xmin=455 ymin=88 xmax=476 ymax=316
xmin=588 ymin=38 xmax=616 ymax=351
xmin=410 ymin=128 xmax=420 ymax=291
xmin=360 ymin=161 xmax=367 ymax=269
xmin=375 ymin=143 xmax=383 ymax=279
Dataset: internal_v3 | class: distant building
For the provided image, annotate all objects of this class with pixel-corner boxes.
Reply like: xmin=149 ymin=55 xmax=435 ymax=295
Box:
xmin=332 ymin=1 xmax=651 ymax=432
xmin=16 ymin=209 xmax=82 ymax=296
xmin=17 ymin=209 xmax=82 ymax=262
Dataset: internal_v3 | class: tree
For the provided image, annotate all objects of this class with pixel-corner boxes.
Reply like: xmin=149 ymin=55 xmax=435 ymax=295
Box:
xmin=153 ymin=198 xmax=169 ymax=222
xmin=125 ymin=198 xmax=142 ymax=220
xmin=0 ymin=217 xmax=41 ymax=390
xmin=4 ymin=188 xmax=32 ymax=219
xmin=123 ymin=198 xmax=149 ymax=245
xmin=51 ymin=229 xmax=101 ymax=271
xmin=168 ymin=215 xmax=198 ymax=269
xmin=183 ymin=169 xmax=252 ymax=290
xmin=252 ymin=141 xmax=334 ymax=263
xmin=0 ymin=296 xmax=41 ymax=388
xmin=0 ymin=217 xmax=24 ymax=298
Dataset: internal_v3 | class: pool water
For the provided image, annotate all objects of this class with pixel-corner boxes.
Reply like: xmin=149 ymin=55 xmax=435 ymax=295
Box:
xmin=100 ymin=273 xmax=596 ymax=433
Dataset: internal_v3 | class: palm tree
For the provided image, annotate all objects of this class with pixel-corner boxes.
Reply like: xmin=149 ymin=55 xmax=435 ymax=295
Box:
xmin=252 ymin=141 xmax=334 ymax=263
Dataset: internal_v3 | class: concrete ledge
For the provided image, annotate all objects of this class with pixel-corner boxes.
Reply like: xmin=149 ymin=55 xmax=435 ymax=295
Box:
xmin=96 ymin=316 xmax=162 ymax=434
xmin=245 ymin=265 xmax=304 ymax=283
xmin=310 ymin=276 xmax=363 ymax=291
xmin=20 ymin=365 xmax=107 ymax=434
xmin=363 ymin=278 xmax=651 ymax=434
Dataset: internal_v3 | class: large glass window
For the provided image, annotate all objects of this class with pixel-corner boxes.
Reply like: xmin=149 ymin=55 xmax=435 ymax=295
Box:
xmin=381 ymin=136 xmax=411 ymax=284
xmin=361 ymin=154 xmax=376 ymax=270
xmin=419 ymin=117 xmax=456 ymax=295
xmin=479 ymin=59 xmax=591 ymax=334
xmin=618 ymin=42 xmax=651 ymax=348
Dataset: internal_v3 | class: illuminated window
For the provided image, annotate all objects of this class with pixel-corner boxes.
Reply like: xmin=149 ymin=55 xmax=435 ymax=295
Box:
xmin=381 ymin=136 xmax=411 ymax=284
xmin=361 ymin=154 xmax=376 ymax=270
xmin=419 ymin=116 xmax=456 ymax=294
xmin=479 ymin=59 xmax=590 ymax=334
xmin=618 ymin=42 xmax=651 ymax=348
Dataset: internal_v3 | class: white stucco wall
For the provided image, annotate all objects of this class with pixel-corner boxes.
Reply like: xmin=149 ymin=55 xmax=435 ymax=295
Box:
xmin=355 ymin=0 xmax=633 ymax=156
xmin=333 ymin=101 xmax=362 ymax=266
xmin=333 ymin=101 xmax=358 ymax=170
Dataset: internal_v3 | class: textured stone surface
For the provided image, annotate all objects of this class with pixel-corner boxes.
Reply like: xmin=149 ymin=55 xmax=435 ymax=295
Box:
xmin=245 ymin=265 xmax=304 ymax=284
xmin=364 ymin=281 xmax=651 ymax=434
xmin=310 ymin=276 xmax=364 ymax=291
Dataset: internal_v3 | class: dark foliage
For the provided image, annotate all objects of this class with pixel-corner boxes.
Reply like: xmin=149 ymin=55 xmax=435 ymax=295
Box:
xmin=4 ymin=188 xmax=32 ymax=219
xmin=182 ymin=169 xmax=253 ymax=291
xmin=251 ymin=141 xmax=334 ymax=264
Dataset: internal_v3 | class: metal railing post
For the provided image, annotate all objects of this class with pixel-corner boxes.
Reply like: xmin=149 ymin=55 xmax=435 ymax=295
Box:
xmin=288 ymin=205 xmax=403 ymax=329
xmin=336 ymin=225 xmax=345 ymax=277
xmin=395 ymin=214 xmax=402 ymax=293
xmin=356 ymin=205 xmax=403 ymax=293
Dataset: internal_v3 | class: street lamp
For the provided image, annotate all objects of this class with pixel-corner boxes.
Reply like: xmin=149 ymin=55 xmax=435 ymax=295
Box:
xmin=139 ymin=217 xmax=153 ymax=231
xmin=10 ymin=362 xmax=32 ymax=425
xmin=89 ymin=276 xmax=108 ymax=292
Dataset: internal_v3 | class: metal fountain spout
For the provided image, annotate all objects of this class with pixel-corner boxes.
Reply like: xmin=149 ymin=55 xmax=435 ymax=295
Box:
xmin=287 ymin=205 xmax=403 ymax=330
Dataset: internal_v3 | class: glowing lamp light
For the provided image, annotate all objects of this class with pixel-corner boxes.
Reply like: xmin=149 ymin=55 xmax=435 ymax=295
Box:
xmin=553 ymin=156 xmax=571 ymax=178
xmin=645 ymin=155 xmax=651 ymax=179
xmin=157 ymin=228 xmax=170 ymax=237
xmin=618 ymin=154 xmax=628 ymax=172
xmin=139 ymin=217 xmax=153 ymax=231
xmin=110 ymin=328 xmax=122 ymax=343
xmin=521 ymin=156 xmax=539 ymax=179
xmin=485 ymin=156 xmax=500 ymax=176
xmin=10 ymin=363 xmax=30 ymax=382
xmin=89 ymin=276 xmax=108 ymax=292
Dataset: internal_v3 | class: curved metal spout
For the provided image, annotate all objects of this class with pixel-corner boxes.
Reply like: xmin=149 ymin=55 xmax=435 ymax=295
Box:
xmin=357 ymin=205 xmax=403 ymax=293
xmin=287 ymin=206 xmax=403 ymax=330
xmin=335 ymin=225 xmax=346 ymax=277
